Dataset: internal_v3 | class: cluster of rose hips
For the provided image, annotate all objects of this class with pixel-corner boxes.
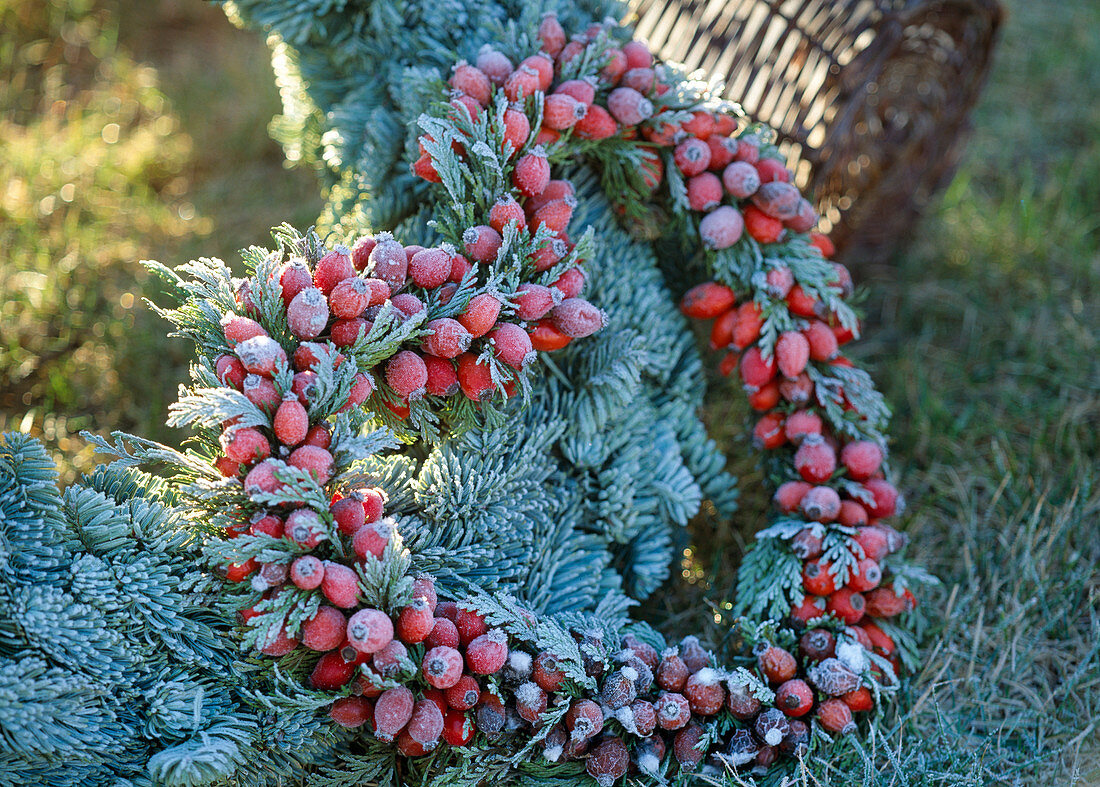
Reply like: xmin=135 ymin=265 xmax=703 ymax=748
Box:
xmin=215 ymin=233 xmax=602 ymax=430
xmin=679 ymin=261 xmax=917 ymax=676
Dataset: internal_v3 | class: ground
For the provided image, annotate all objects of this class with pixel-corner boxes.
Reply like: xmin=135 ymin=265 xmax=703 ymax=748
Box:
xmin=0 ymin=0 xmax=1096 ymax=783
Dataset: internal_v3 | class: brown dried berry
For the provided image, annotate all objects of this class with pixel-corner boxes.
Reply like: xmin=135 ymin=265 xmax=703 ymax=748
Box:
xmin=564 ymin=699 xmax=603 ymax=741
xmin=799 ymin=628 xmax=836 ymax=661
xmin=673 ymin=722 xmax=706 ymax=770
xmin=807 ymin=657 xmax=862 ymax=696
xmin=726 ymin=676 xmax=762 ymax=719
xmin=679 ymin=635 xmax=709 ymax=672
xmin=753 ymin=707 xmax=790 ymax=747
xmin=586 ymin=737 xmax=629 ymax=787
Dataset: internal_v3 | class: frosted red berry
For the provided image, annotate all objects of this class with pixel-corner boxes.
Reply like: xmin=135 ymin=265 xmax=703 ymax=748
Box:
xmin=373 ymin=686 xmax=415 ymax=742
xmin=587 ymin=737 xmax=629 ymax=786
xmin=301 ymin=606 xmax=347 ymax=652
xmin=684 ymin=668 xmax=725 ymax=715
xmin=287 ymin=287 xmax=330 ymax=340
xmin=550 ymin=298 xmax=605 ymax=338
xmin=513 ymin=149 xmax=551 ymax=197
xmin=488 ymin=322 xmax=535 ymax=369
xmin=329 ymin=696 xmax=373 ymax=729
xmin=290 ymin=555 xmax=324 ymax=589
xmin=273 ymin=396 xmax=308 ymax=447
xmin=396 ymin=597 xmax=435 ymax=643
xmin=321 ymin=561 xmax=361 ymax=608
xmin=795 ymin=435 xmax=837 ymax=483
xmin=466 ymin=629 xmax=508 ymax=674
xmin=655 ymin=691 xmax=691 ymax=730
xmin=827 ymin=587 xmax=866 ymax=624
xmin=458 ymin=293 xmax=502 ymax=338
xmin=674 ymin=137 xmax=711 ymax=176
xmin=841 ymin=440 xmax=884 ymax=481
xmin=817 ymin=698 xmax=857 ymax=735
xmin=758 ymin=645 xmax=798 ymax=684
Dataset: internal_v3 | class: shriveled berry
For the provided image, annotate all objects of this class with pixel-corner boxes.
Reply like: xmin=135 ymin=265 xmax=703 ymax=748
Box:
xmin=754 ymin=707 xmax=790 ymax=747
xmin=587 ymin=737 xmax=629 ymax=786
xmin=808 ymin=657 xmax=862 ymax=696
xmin=673 ymin=723 xmax=705 ymax=770
xmin=564 ymin=699 xmax=604 ymax=741
xmin=655 ymin=691 xmax=690 ymax=730
xmin=725 ymin=676 xmax=762 ymax=719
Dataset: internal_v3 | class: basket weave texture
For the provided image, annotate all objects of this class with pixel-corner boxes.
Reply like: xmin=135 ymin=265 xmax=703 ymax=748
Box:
xmin=627 ymin=0 xmax=1003 ymax=261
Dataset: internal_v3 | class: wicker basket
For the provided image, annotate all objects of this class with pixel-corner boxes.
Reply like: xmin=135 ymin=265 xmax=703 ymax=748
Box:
xmin=626 ymin=0 xmax=1003 ymax=262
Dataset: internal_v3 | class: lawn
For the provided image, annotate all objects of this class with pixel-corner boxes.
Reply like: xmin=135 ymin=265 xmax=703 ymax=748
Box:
xmin=0 ymin=0 xmax=1096 ymax=783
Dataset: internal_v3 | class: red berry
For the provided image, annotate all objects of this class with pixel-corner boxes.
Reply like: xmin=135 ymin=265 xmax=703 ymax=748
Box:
xmin=622 ymin=66 xmax=656 ymax=93
xmin=290 ymin=555 xmax=324 ymax=589
xmin=422 ymin=354 xmax=459 ymax=397
xmin=513 ymin=283 xmax=559 ymax=321
xmin=655 ymin=691 xmax=690 ymax=730
xmin=622 ymin=39 xmax=652 ymax=69
xmin=554 ymin=78 xmax=596 ymax=106
xmin=310 ymin=649 xmax=358 ymax=691
xmin=515 ymin=681 xmax=548 ymax=723
xmin=801 ymin=485 xmax=842 ymax=523
xmin=445 ymin=674 xmax=481 ymax=711
xmin=396 ymin=598 xmax=434 ymax=643
xmin=755 ymin=157 xmax=791 ymax=183
xmin=722 ymin=160 xmax=761 ymax=198
xmin=476 ymin=45 xmax=512 ymax=85
xmin=242 ymin=374 xmax=280 ymax=414
xmin=827 ymin=587 xmax=866 ymax=624
xmin=285 ymin=508 xmax=324 ymax=549
xmin=839 ymin=501 xmax=869 ymax=527
xmin=488 ymin=195 xmax=526 ymax=233
xmin=501 ymin=106 xmax=530 ymax=156
xmin=225 ymin=557 xmax=258 ymax=583
xmin=532 ymin=651 xmax=567 ymax=693
xmin=784 ymin=410 xmax=823 ymax=444
xmin=725 ymin=677 xmax=762 ymax=720
xmin=321 ymin=561 xmax=361 ymax=608
xmin=465 ymin=629 xmax=508 ymax=674
xmin=776 ymin=330 xmax=810 ymax=378
xmin=259 ymin=625 xmax=298 ymax=657
xmin=680 ymin=281 xmax=735 ymax=319
xmin=790 ymin=595 xmax=826 ymax=624
xmin=287 ymin=287 xmax=330 ymax=340
xmin=215 ymin=354 xmax=246 ymax=390
xmin=488 ymin=322 xmax=535 ymax=369
xmin=739 ymin=345 xmax=776 ymax=390
xmin=313 ymin=248 xmax=355 ymax=295
xmin=758 ymin=645 xmax=798 ymax=684
xmin=456 ymin=353 xmax=495 ymax=401
xmin=301 ymin=606 xmax=346 ymax=652
xmin=421 ymin=645 xmax=464 ymax=689
xmin=684 ymin=668 xmax=725 ymax=715
xmin=752 ymin=411 xmax=787 ymax=450
xmin=329 ymin=696 xmax=373 ymax=728
xmin=454 ymin=607 xmax=488 ymax=646
xmin=674 ymin=137 xmax=711 ymax=176
xmin=575 ymin=103 xmax=617 ymax=140
xmin=817 ymin=698 xmax=856 ymax=734
xmin=422 ymin=318 xmax=472 ymax=359
xmin=804 ymin=320 xmax=839 ymax=361
xmin=242 ymin=458 xmax=281 ymax=496
xmin=288 ymin=444 xmax=333 ymax=485
xmin=408 ymin=247 xmax=451 ymax=289
xmin=373 ymin=686 xmax=415 ymax=742
xmin=345 ymin=607 xmax=392 ymax=655
xmin=513 ymin=149 xmax=551 ymax=197
xmin=860 ymin=620 xmax=896 ymax=656
xmin=458 ymin=293 xmax=502 ymax=337
xmin=551 ymin=267 xmax=586 ymax=299
xmin=565 ymin=699 xmax=604 ymax=741
xmin=550 ymin=298 xmax=605 ymax=338
xmin=743 ymin=204 xmax=785 ymax=244
xmin=606 ymin=87 xmax=652 ymax=126
xmin=841 ymin=686 xmax=874 ymax=712
xmin=273 ymin=396 xmax=308 ymax=447
xmin=352 ymin=520 xmax=392 ymax=560
xmin=865 ymin=586 xmax=909 ymax=617
xmin=543 ymin=92 xmax=587 ymax=130
xmin=655 ymin=650 xmax=689 ymax=691
xmin=221 ymin=426 xmax=270 ymax=465
xmin=705 ymin=134 xmax=737 ymax=171
xmin=787 ymin=198 xmax=818 ymax=232
xmin=221 ymin=313 xmax=267 ymax=347
xmin=775 ymin=678 xmax=814 ymax=717
xmin=687 ymin=172 xmax=723 ymax=212
xmin=450 ymin=61 xmax=492 ymax=105
xmin=802 ymin=558 xmax=837 ymax=596
xmin=537 ymin=12 xmax=566 ymax=55
xmin=791 ymin=528 xmax=824 ymax=559
xmin=385 ymin=351 xmax=428 ymax=400
xmin=752 ymin=181 xmax=802 ymax=220
xmin=774 ymin=480 xmax=812 ymax=513
xmin=841 ymin=441 xmax=884 ymax=481
xmin=366 ymin=234 xmax=408 ymax=288
xmin=848 ymin=557 xmax=882 ymax=592
xmin=863 ymin=478 xmax=900 ymax=518
xmin=787 ymin=283 xmax=822 ymax=317
xmin=235 ymin=335 xmax=287 ymax=377
xmin=390 ymin=292 xmax=425 ymax=321
xmin=795 ymin=435 xmax=837 ymax=483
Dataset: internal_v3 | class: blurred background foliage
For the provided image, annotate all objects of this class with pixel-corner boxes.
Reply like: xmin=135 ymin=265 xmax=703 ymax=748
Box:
xmin=0 ymin=0 xmax=320 ymax=478
xmin=0 ymin=0 xmax=1097 ymax=781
